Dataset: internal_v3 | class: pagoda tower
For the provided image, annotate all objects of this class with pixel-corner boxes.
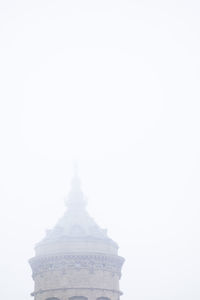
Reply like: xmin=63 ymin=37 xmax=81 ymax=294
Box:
xmin=29 ymin=173 xmax=124 ymax=300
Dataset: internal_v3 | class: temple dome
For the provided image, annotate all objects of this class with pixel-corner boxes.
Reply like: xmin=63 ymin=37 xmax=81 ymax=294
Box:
xmin=35 ymin=173 xmax=118 ymax=256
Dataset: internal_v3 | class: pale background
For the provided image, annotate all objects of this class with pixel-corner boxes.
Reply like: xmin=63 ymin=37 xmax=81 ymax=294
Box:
xmin=0 ymin=1 xmax=200 ymax=300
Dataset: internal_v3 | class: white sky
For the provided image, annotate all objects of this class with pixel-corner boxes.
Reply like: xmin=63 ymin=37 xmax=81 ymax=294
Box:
xmin=0 ymin=1 xmax=200 ymax=299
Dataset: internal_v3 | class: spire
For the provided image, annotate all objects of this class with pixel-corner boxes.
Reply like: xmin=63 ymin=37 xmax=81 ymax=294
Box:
xmin=66 ymin=165 xmax=87 ymax=210
xmin=39 ymin=167 xmax=113 ymax=244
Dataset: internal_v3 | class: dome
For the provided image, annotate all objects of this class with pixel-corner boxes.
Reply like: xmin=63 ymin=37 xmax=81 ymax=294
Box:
xmin=35 ymin=174 xmax=118 ymax=256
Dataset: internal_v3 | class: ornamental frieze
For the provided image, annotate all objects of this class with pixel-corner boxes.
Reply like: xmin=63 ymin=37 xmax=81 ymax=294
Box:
xmin=29 ymin=254 xmax=124 ymax=278
xmin=31 ymin=287 xmax=123 ymax=297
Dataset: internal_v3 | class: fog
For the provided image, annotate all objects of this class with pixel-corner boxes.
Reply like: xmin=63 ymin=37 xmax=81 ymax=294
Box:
xmin=0 ymin=1 xmax=200 ymax=299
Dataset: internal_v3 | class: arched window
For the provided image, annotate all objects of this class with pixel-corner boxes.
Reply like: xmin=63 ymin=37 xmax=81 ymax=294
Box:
xmin=69 ymin=297 xmax=88 ymax=300
xmin=97 ymin=298 xmax=111 ymax=300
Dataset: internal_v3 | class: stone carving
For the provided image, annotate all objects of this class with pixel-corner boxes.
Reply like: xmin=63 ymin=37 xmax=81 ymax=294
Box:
xmin=30 ymin=254 xmax=124 ymax=279
xmin=32 ymin=287 xmax=122 ymax=297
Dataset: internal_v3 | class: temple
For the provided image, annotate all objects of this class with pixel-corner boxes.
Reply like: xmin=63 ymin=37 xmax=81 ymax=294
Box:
xmin=29 ymin=173 xmax=124 ymax=300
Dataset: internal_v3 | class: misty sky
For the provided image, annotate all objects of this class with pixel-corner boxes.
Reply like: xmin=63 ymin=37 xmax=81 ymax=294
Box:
xmin=0 ymin=1 xmax=200 ymax=300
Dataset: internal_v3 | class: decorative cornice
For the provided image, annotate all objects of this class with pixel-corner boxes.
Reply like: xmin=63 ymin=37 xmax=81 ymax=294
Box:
xmin=29 ymin=253 xmax=124 ymax=279
xmin=31 ymin=287 xmax=123 ymax=297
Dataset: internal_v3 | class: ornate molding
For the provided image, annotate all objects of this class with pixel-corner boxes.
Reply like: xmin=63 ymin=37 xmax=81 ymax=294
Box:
xmin=31 ymin=287 xmax=123 ymax=297
xmin=29 ymin=254 xmax=124 ymax=278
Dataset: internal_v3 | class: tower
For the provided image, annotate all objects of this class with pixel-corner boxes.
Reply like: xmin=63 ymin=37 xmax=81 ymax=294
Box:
xmin=29 ymin=174 xmax=124 ymax=300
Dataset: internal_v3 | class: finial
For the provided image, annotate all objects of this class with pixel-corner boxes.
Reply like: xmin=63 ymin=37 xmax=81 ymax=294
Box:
xmin=66 ymin=164 xmax=87 ymax=210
